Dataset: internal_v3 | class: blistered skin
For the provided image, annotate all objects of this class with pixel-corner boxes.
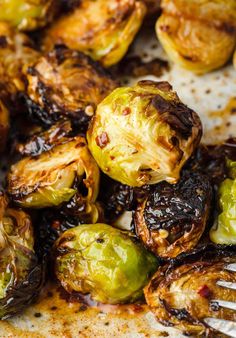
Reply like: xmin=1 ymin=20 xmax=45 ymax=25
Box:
xmin=210 ymin=159 xmax=236 ymax=244
xmin=0 ymin=194 xmax=44 ymax=319
xmin=54 ymin=223 xmax=158 ymax=304
xmin=42 ymin=0 xmax=146 ymax=67
xmin=87 ymin=80 xmax=202 ymax=187
xmin=156 ymin=0 xmax=236 ymax=74
xmin=25 ymin=46 xmax=117 ymax=129
xmin=144 ymin=245 xmax=236 ymax=336
xmin=134 ymin=171 xmax=212 ymax=259
xmin=7 ymin=136 xmax=100 ymax=217
xmin=0 ymin=0 xmax=57 ymax=31
xmin=0 ymin=22 xmax=40 ymax=97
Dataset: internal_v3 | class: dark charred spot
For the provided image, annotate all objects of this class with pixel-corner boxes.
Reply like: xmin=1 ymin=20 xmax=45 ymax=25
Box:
xmin=96 ymin=238 xmax=104 ymax=243
xmin=0 ymin=36 xmax=7 ymax=48
xmin=95 ymin=132 xmax=110 ymax=148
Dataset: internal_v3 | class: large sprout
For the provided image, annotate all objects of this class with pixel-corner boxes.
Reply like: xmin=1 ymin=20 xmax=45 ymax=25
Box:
xmin=0 ymin=0 xmax=57 ymax=31
xmin=156 ymin=0 xmax=236 ymax=74
xmin=25 ymin=46 xmax=117 ymax=129
xmin=7 ymin=135 xmax=100 ymax=219
xmin=87 ymin=80 xmax=202 ymax=187
xmin=42 ymin=0 xmax=146 ymax=67
xmin=0 ymin=193 xmax=44 ymax=319
xmin=54 ymin=223 xmax=158 ymax=304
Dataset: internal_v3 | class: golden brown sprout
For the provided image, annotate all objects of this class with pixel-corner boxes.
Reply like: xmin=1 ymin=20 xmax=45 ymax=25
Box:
xmin=156 ymin=0 xmax=236 ymax=74
xmin=145 ymin=245 xmax=236 ymax=336
xmin=0 ymin=0 xmax=57 ymax=31
xmin=134 ymin=171 xmax=212 ymax=259
xmin=0 ymin=22 xmax=40 ymax=96
xmin=25 ymin=46 xmax=117 ymax=129
xmin=42 ymin=0 xmax=146 ymax=67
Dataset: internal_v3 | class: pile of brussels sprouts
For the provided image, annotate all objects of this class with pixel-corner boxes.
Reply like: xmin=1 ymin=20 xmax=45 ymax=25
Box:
xmin=0 ymin=1 xmax=236 ymax=336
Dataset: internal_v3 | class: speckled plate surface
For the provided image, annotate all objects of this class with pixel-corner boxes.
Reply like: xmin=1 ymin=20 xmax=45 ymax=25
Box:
xmin=0 ymin=29 xmax=236 ymax=338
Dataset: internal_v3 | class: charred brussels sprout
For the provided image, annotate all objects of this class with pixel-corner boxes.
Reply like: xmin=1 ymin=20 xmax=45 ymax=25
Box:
xmin=42 ymin=0 xmax=146 ymax=67
xmin=156 ymin=0 xmax=236 ymax=74
xmin=144 ymin=244 xmax=236 ymax=336
xmin=87 ymin=80 xmax=202 ymax=187
xmin=7 ymin=136 xmax=100 ymax=215
xmin=54 ymin=223 xmax=158 ymax=304
xmin=0 ymin=194 xmax=43 ymax=319
xmin=0 ymin=0 xmax=57 ymax=31
xmin=0 ymin=22 xmax=40 ymax=98
xmin=25 ymin=46 xmax=117 ymax=129
xmin=134 ymin=170 xmax=212 ymax=259
xmin=210 ymin=159 xmax=236 ymax=244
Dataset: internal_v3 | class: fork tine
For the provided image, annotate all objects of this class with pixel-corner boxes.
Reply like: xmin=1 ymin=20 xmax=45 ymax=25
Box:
xmin=225 ymin=264 xmax=236 ymax=272
xmin=211 ymin=300 xmax=236 ymax=311
xmin=204 ymin=318 xmax=236 ymax=337
xmin=217 ymin=280 xmax=236 ymax=290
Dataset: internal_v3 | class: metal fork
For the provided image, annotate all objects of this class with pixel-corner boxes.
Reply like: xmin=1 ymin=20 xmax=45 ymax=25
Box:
xmin=204 ymin=263 xmax=236 ymax=337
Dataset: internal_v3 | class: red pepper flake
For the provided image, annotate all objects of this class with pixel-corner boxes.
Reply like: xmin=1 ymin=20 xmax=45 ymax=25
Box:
xmin=95 ymin=132 xmax=110 ymax=148
xmin=122 ymin=107 xmax=131 ymax=115
xmin=110 ymin=156 xmax=115 ymax=160
xmin=197 ymin=285 xmax=212 ymax=298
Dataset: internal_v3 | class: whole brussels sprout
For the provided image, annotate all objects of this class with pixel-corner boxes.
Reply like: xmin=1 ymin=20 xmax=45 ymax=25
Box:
xmin=156 ymin=0 xmax=236 ymax=74
xmin=144 ymin=244 xmax=236 ymax=336
xmin=42 ymin=0 xmax=146 ymax=67
xmin=0 ymin=193 xmax=44 ymax=319
xmin=7 ymin=135 xmax=100 ymax=214
xmin=0 ymin=0 xmax=57 ymax=31
xmin=25 ymin=46 xmax=117 ymax=130
xmin=210 ymin=159 xmax=236 ymax=244
xmin=87 ymin=80 xmax=202 ymax=187
xmin=54 ymin=223 xmax=158 ymax=304
xmin=134 ymin=170 xmax=212 ymax=259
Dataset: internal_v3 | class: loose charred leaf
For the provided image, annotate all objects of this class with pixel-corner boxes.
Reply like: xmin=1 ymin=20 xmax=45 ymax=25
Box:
xmin=87 ymin=80 xmax=202 ymax=187
xmin=145 ymin=244 xmax=236 ymax=336
xmin=134 ymin=170 xmax=212 ymax=258
xmin=25 ymin=46 xmax=117 ymax=131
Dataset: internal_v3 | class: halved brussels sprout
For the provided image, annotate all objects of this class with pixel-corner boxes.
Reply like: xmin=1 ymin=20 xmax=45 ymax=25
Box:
xmin=156 ymin=0 xmax=236 ymax=74
xmin=210 ymin=159 xmax=236 ymax=244
xmin=134 ymin=170 xmax=212 ymax=258
xmin=87 ymin=80 xmax=202 ymax=187
xmin=0 ymin=22 xmax=40 ymax=97
xmin=42 ymin=0 xmax=146 ymax=67
xmin=54 ymin=223 xmax=158 ymax=304
xmin=25 ymin=46 xmax=117 ymax=129
xmin=144 ymin=244 xmax=236 ymax=336
xmin=0 ymin=193 xmax=44 ymax=319
xmin=0 ymin=92 xmax=9 ymax=153
xmin=7 ymin=135 xmax=100 ymax=212
xmin=0 ymin=0 xmax=57 ymax=31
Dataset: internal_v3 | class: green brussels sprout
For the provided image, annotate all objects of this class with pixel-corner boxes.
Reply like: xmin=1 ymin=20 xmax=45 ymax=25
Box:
xmin=87 ymin=80 xmax=202 ymax=187
xmin=7 ymin=135 xmax=100 ymax=212
xmin=0 ymin=193 xmax=44 ymax=319
xmin=0 ymin=0 xmax=57 ymax=31
xmin=54 ymin=223 xmax=158 ymax=304
xmin=210 ymin=159 xmax=236 ymax=244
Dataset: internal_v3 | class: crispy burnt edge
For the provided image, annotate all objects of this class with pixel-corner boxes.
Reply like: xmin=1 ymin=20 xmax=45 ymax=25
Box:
xmin=145 ymin=244 xmax=236 ymax=335
xmin=133 ymin=170 xmax=213 ymax=259
xmin=25 ymin=45 xmax=118 ymax=132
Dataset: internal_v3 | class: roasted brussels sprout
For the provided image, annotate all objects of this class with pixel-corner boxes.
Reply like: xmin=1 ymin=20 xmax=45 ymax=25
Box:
xmin=87 ymin=80 xmax=202 ymax=187
xmin=25 ymin=46 xmax=117 ymax=129
xmin=0 ymin=193 xmax=44 ymax=319
xmin=0 ymin=0 xmax=57 ymax=31
xmin=144 ymin=244 xmax=236 ymax=336
xmin=134 ymin=170 xmax=212 ymax=259
xmin=0 ymin=90 xmax=10 ymax=153
xmin=156 ymin=0 xmax=236 ymax=74
xmin=42 ymin=0 xmax=146 ymax=67
xmin=7 ymin=136 xmax=100 ymax=214
xmin=0 ymin=22 xmax=40 ymax=97
xmin=54 ymin=223 xmax=158 ymax=304
xmin=210 ymin=159 xmax=236 ymax=244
